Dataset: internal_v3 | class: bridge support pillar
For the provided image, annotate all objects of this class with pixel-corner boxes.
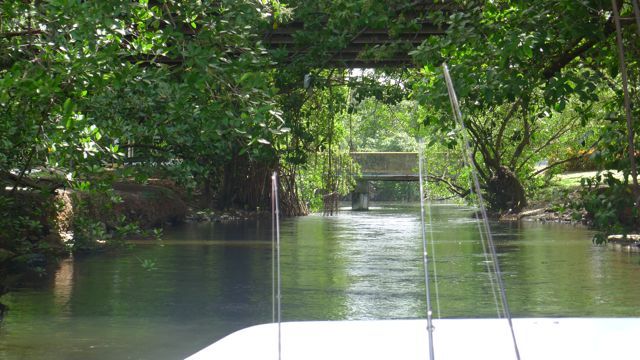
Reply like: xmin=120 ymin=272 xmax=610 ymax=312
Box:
xmin=351 ymin=180 xmax=369 ymax=211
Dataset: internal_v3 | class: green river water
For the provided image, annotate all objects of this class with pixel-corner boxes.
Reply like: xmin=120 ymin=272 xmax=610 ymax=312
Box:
xmin=1 ymin=203 xmax=639 ymax=359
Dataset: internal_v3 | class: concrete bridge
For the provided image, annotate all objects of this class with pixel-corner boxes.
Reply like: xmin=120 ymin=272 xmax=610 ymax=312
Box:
xmin=350 ymin=152 xmax=419 ymax=210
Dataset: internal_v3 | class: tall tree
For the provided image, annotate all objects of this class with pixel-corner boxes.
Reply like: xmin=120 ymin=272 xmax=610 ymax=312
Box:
xmin=411 ymin=0 xmax=638 ymax=213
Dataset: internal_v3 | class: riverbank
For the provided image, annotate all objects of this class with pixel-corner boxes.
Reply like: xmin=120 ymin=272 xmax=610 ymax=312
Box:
xmin=185 ymin=207 xmax=269 ymax=223
xmin=501 ymin=204 xmax=589 ymax=225
xmin=498 ymin=170 xmax=601 ymax=225
xmin=0 ymin=181 xmax=188 ymax=300
xmin=607 ymin=234 xmax=640 ymax=253
xmin=0 ymin=179 xmax=273 ymax=301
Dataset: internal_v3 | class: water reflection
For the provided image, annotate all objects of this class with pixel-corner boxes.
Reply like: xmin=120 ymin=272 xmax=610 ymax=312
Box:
xmin=53 ymin=258 xmax=73 ymax=314
xmin=1 ymin=203 xmax=639 ymax=360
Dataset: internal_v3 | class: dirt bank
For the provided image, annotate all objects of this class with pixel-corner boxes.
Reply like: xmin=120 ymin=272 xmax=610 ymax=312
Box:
xmin=0 ymin=181 xmax=188 ymax=300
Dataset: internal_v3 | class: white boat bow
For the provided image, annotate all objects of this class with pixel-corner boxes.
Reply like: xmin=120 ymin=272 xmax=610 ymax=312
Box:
xmin=186 ymin=317 xmax=640 ymax=360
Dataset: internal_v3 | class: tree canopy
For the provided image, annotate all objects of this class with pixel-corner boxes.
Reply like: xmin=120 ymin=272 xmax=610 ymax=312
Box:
xmin=1 ymin=0 xmax=639 ymax=250
xmin=1 ymin=0 xmax=289 ymax=200
xmin=410 ymin=0 xmax=639 ymax=215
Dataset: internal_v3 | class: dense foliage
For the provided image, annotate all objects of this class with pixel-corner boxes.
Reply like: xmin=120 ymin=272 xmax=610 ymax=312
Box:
xmin=410 ymin=0 xmax=639 ymax=225
xmin=0 ymin=0 xmax=289 ymax=287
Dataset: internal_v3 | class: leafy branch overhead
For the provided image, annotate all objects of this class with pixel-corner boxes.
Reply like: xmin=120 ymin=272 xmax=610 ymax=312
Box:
xmin=0 ymin=0 xmax=287 ymax=192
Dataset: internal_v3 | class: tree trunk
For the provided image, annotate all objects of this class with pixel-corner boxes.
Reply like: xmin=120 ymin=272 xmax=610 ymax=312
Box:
xmin=486 ymin=166 xmax=527 ymax=213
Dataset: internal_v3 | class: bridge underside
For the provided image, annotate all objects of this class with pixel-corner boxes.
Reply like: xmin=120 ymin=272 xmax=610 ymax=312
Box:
xmin=264 ymin=22 xmax=445 ymax=68
xmin=262 ymin=2 xmax=453 ymax=68
xmin=359 ymin=175 xmax=419 ymax=181
xmin=351 ymin=152 xmax=419 ymax=211
xmin=352 ymin=176 xmax=419 ymax=211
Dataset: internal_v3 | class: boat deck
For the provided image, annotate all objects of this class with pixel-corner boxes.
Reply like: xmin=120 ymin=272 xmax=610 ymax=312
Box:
xmin=186 ymin=318 xmax=640 ymax=359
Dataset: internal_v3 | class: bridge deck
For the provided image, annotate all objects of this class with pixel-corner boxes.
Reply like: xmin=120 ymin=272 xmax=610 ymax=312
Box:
xmin=351 ymin=152 xmax=418 ymax=181
xmin=358 ymin=174 xmax=419 ymax=181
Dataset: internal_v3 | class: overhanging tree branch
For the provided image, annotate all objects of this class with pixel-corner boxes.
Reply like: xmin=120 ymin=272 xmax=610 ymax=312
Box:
xmin=526 ymin=151 xmax=593 ymax=180
xmin=425 ymin=173 xmax=470 ymax=198
xmin=510 ymin=103 xmax=531 ymax=168
xmin=516 ymin=118 xmax=577 ymax=174
xmin=495 ymin=99 xmax=522 ymax=153
xmin=472 ymin=143 xmax=489 ymax=182
xmin=1 ymin=170 xmax=62 ymax=193
xmin=539 ymin=5 xmax=631 ymax=80
xmin=0 ymin=29 xmax=44 ymax=38
xmin=465 ymin=119 xmax=499 ymax=170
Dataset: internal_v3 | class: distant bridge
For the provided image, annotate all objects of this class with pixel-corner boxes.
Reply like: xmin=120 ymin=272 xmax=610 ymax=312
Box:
xmin=350 ymin=152 xmax=419 ymax=210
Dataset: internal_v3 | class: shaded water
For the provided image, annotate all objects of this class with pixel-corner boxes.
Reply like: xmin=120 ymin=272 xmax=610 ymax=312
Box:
xmin=1 ymin=203 xmax=639 ymax=359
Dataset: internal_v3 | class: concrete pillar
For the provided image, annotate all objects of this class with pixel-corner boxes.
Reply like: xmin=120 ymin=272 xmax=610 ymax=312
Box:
xmin=351 ymin=179 xmax=369 ymax=211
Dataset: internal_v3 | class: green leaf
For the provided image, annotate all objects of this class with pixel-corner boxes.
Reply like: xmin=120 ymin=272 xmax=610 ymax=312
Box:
xmin=63 ymin=98 xmax=74 ymax=129
xmin=553 ymin=100 xmax=566 ymax=112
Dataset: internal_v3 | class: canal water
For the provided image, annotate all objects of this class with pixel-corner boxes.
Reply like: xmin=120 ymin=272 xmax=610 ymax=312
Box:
xmin=1 ymin=203 xmax=639 ymax=360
